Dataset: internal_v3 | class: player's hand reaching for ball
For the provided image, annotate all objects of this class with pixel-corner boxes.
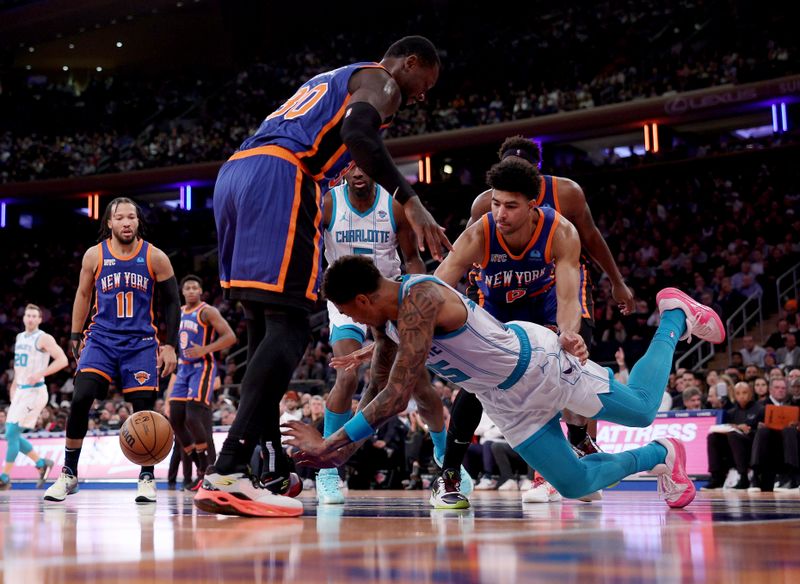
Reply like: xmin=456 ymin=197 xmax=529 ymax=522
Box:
xmin=559 ymin=331 xmax=588 ymax=365
xmin=158 ymin=345 xmax=177 ymax=377
xmin=403 ymin=196 xmax=453 ymax=262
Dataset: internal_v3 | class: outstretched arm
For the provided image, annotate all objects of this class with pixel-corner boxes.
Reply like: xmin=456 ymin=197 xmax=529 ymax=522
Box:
xmin=343 ymin=68 xmax=451 ymax=260
xmin=562 ymin=179 xmax=634 ymax=314
xmin=552 ymin=216 xmax=588 ymax=364
xmin=393 ymin=199 xmax=426 ymax=274
xmin=284 ymin=283 xmax=442 ymax=461
xmin=433 ymin=220 xmax=486 ymax=287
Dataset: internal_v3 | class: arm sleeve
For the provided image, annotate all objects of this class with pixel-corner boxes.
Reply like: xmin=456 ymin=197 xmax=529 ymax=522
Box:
xmin=157 ymin=276 xmax=180 ymax=348
xmin=340 ymin=101 xmax=417 ymax=204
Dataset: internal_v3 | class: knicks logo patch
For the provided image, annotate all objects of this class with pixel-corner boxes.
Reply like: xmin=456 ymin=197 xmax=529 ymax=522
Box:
xmin=506 ymin=289 xmax=527 ymax=303
xmin=134 ymin=371 xmax=151 ymax=385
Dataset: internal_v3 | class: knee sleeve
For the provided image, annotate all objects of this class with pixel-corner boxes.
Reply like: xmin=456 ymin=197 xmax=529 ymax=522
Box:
xmin=448 ymin=390 xmax=483 ymax=442
xmin=66 ymin=372 xmax=109 ymax=440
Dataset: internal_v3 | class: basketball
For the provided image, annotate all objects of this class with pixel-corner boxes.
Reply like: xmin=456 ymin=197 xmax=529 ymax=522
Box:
xmin=119 ymin=411 xmax=174 ymax=466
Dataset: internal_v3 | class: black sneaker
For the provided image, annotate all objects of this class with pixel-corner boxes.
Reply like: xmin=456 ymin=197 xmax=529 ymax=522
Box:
xmin=429 ymin=469 xmax=470 ymax=509
xmin=572 ymin=435 xmax=603 ymax=458
xmin=260 ymin=472 xmax=303 ymax=498
xmin=700 ymin=477 xmax=726 ymax=491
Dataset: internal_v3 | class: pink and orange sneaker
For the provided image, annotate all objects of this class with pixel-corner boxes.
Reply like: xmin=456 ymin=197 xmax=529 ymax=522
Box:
xmin=655 ymin=287 xmax=725 ymax=344
xmin=652 ymin=438 xmax=696 ymax=509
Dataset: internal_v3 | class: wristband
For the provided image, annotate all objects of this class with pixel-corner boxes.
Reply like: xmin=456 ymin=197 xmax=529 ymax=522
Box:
xmin=70 ymin=332 xmax=83 ymax=341
xmin=343 ymin=411 xmax=375 ymax=442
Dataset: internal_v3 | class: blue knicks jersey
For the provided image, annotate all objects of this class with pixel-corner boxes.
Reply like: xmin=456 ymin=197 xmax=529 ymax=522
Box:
xmin=477 ymin=207 xmax=560 ymax=308
xmin=179 ymin=303 xmax=215 ymax=363
xmin=239 ymin=62 xmax=390 ymax=188
xmin=89 ymin=239 xmax=157 ymax=338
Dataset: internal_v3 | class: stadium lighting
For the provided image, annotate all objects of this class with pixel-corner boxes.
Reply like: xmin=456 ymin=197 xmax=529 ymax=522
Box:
xmin=781 ymin=102 xmax=788 ymax=132
xmin=116 ymin=41 xmax=123 ymax=48
xmin=1 ymin=202 xmax=6 ymax=229
xmin=180 ymin=185 xmax=192 ymax=210
xmin=96 ymin=66 xmax=103 ymax=72
xmin=62 ymin=66 xmax=69 ymax=72
xmin=772 ymin=104 xmax=779 ymax=133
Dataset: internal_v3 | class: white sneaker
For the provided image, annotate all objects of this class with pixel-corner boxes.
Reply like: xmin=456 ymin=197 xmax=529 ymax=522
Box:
xmin=194 ymin=466 xmax=303 ymax=517
xmin=433 ymin=451 xmax=474 ymax=496
xmin=43 ymin=469 xmax=79 ymax=502
xmin=316 ymin=469 xmax=345 ymax=505
xmin=518 ymin=477 xmax=533 ymax=491
xmin=522 ymin=474 xmax=562 ymax=503
xmin=497 ymin=479 xmax=519 ymax=491
xmin=656 ymin=287 xmax=725 ymax=344
xmin=136 ymin=473 xmax=157 ymax=504
xmin=302 ymin=478 xmax=316 ymax=491
xmin=576 ymin=490 xmax=603 ymax=502
xmin=474 ymin=477 xmax=497 ymax=490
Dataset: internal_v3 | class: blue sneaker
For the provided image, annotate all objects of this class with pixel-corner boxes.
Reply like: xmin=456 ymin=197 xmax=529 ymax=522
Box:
xmin=433 ymin=453 xmax=474 ymax=496
xmin=316 ymin=469 xmax=345 ymax=505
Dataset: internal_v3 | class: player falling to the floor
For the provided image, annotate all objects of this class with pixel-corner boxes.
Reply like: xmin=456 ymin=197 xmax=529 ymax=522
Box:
xmin=45 ymin=197 xmax=180 ymax=504
xmin=284 ymin=233 xmax=725 ymax=510
xmin=317 ymin=165 xmax=465 ymax=504
xmin=167 ymin=275 xmax=236 ymax=490
xmin=1 ymin=304 xmax=68 ymax=490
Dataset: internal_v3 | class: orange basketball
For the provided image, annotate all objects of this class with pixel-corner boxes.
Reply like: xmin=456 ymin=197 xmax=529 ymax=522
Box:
xmin=119 ymin=411 xmax=174 ymax=466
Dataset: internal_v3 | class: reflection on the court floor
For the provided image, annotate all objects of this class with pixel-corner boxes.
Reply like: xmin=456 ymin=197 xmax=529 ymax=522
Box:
xmin=0 ymin=491 xmax=799 ymax=583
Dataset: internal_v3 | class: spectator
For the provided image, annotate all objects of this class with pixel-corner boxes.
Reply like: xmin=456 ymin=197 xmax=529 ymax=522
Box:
xmin=703 ymin=382 xmax=761 ymax=490
xmin=741 ymin=336 xmax=767 ymax=368
xmin=776 ymin=334 xmax=800 ymax=368
xmin=681 ymin=387 xmax=705 ymax=410
xmin=765 ymin=319 xmax=791 ymax=351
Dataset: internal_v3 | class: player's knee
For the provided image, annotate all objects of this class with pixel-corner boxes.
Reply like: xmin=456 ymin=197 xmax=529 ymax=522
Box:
xmin=554 ymin=480 xmax=590 ymax=500
xmin=626 ymin=410 xmax=656 ymax=428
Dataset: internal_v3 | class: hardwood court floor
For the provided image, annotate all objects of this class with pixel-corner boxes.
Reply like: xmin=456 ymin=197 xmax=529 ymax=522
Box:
xmin=1 ymin=488 xmax=799 ymax=583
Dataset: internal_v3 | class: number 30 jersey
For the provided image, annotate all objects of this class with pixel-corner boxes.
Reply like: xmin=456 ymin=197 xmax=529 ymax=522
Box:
xmin=238 ymin=62 xmax=391 ymax=188
xmin=88 ymin=239 xmax=157 ymax=338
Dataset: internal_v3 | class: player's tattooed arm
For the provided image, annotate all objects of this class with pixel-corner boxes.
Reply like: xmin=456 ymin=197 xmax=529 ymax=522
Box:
xmin=283 ymin=283 xmax=442 ymax=462
xmin=358 ymin=282 xmax=441 ymax=429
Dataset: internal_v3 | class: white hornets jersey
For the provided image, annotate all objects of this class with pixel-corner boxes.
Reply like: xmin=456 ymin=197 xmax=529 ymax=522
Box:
xmin=385 ymin=275 xmax=610 ymax=446
xmin=13 ymin=330 xmax=50 ymax=388
xmin=324 ymin=183 xmax=401 ymax=278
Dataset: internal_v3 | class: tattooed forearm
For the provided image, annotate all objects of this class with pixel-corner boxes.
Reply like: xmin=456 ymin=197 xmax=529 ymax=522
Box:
xmin=318 ymin=283 xmax=443 ymax=456
xmin=360 ymin=282 xmax=442 ymax=427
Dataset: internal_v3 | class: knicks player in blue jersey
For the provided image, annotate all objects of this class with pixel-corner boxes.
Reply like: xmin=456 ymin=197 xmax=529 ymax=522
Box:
xmin=167 ymin=275 xmax=236 ymax=489
xmin=197 ymin=36 xmax=451 ymax=518
xmin=45 ymin=198 xmax=181 ymax=504
xmin=440 ymin=137 xmax=636 ymax=499
xmin=283 ymin=254 xmax=726 ymax=511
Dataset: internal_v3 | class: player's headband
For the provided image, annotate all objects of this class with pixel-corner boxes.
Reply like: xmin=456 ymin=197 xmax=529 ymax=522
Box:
xmin=500 ymin=148 xmax=537 ymax=165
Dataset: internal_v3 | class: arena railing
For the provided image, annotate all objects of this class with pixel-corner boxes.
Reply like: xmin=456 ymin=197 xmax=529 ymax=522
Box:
xmin=776 ymin=262 xmax=800 ymax=320
xmin=725 ymin=292 xmax=764 ymax=364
